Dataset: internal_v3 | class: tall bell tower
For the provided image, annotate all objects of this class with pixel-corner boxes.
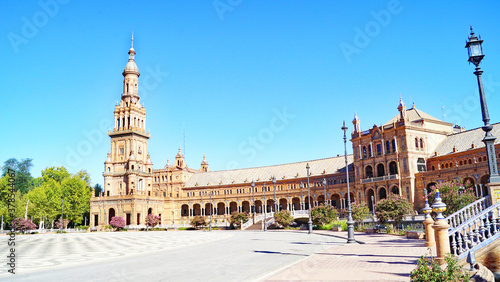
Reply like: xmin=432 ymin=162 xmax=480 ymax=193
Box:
xmin=103 ymin=36 xmax=153 ymax=197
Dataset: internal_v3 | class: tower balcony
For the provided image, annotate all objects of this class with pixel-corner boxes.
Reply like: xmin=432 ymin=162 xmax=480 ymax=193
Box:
xmin=109 ymin=128 xmax=150 ymax=138
xmin=360 ymin=174 xmax=399 ymax=184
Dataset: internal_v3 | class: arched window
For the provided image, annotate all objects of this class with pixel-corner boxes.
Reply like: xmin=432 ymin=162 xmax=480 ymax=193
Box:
xmin=379 ymin=187 xmax=387 ymax=199
xmin=391 ymin=186 xmax=399 ymax=195
xmin=368 ymin=145 xmax=372 ymax=157
xmin=107 ymin=167 xmax=110 ymax=172
xmin=459 ymin=161 xmax=463 ymax=166
xmin=363 ymin=146 xmax=367 ymax=158
xmin=389 ymin=161 xmax=398 ymax=175
xmin=392 ymin=139 xmax=396 ymax=152
xmin=417 ymin=158 xmax=426 ymax=172
xmin=365 ymin=166 xmax=373 ymax=178
xmin=386 ymin=141 xmax=391 ymax=153
xmin=420 ymin=138 xmax=424 ymax=149
xmin=377 ymin=163 xmax=385 ymax=177
xmin=415 ymin=138 xmax=419 ymax=149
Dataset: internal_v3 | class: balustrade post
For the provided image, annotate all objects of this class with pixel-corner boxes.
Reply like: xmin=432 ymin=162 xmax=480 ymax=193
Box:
xmin=422 ymin=189 xmax=435 ymax=247
xmin=432 ymin=189 xmax=450 ymax=265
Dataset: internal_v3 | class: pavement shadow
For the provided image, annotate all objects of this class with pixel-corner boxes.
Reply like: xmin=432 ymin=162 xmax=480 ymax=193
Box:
xmin=253 ymin=250 xmax=308 ymax=256
xmin=316 ymin=252 xmax=421 ymax=259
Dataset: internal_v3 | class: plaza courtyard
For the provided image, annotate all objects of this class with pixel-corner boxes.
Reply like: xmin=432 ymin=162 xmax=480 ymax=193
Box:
xmin=0 ymin=230 xmax=429 ymax=281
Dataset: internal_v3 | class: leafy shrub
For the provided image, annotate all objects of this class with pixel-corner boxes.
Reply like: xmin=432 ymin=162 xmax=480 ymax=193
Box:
xmin=311 ymin=204 xmax=338 ymax=227
xmin=427 ymin=180 xmax=477 ymax=217
xmin=274 ymin=211 xmax=294 ymax=227
xmin=229 ymin=212 xmax=249 ymax=229
xmin=110 ymin=216 xmax=126 ymax=231
xmin=11 ymin=217 xmax=37 ymax=233
xmin=147 ymin=214 xmax=160 ymax=227
xmin=374 ymin=193 xmax=412 ymax=230
xmin=191 ymin=216 xmax=206 ymax=229
xmin=410 ymin=252 xmax=468 ymax=282
xmin=351 ymin=202 xmax=370 ymax=226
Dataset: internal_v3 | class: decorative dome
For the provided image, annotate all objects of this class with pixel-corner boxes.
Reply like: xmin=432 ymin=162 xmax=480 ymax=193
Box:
xmin=123 ymin=35 xmax=139 ymax=75
xmin=124 ymin=60 xmax=139 ymax=73
xmin=398 ymin=96 xmax=406 ymax=109
xmin=201 ymin=155 xmax=208 ymax=165
xmin=176 ymin=146 xmax=184 ymax=158
xmin=353 ymin=111 xmax=359 ymax=122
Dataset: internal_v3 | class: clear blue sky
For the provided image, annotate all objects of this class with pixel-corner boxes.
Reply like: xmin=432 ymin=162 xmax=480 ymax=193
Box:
xmin=2 ymin=1 xmax=500 ymax=186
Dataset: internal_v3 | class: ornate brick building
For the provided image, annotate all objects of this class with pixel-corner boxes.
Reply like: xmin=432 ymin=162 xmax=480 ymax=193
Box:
xmin=90 ymin=42 xmax=500 ymax=228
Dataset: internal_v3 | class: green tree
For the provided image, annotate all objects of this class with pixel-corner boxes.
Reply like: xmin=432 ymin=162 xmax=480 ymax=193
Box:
xmin=374 ymin=193 xmax=412 ymax=230
xmin=311 ymin=204 xmax=338 ymax=227
xmin=41 ymin=166 xmax=70 ymax=183
xmin=274 ymin=210 xmax=294 ymax=227
xmin=94 ymin=183 xmax=103 ymax=197
xmin=351 ymin=202 xmax=370 ymax=226
xmin=427 ymin=180 xmax=477 ymax=217
xmin=61 ymin=175 xmax=92 ymax=225
xmin=229 ymin=211 xmax=249 ymax=229
xmin=1 ymin=158 xmax=34 ymax=194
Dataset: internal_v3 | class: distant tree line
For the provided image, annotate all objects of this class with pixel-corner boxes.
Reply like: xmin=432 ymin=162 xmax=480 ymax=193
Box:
xmin=0 ymin=158 xmax=99 ymax=229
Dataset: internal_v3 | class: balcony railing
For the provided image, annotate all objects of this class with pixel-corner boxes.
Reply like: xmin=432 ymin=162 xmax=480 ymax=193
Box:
xmin=360 ymin=174 xmax=398 ymax=183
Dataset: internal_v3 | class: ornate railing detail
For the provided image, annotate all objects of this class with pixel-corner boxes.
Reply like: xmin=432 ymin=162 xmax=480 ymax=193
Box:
xmin=446 ymin=196 xmax=491 ymax=231
xmin=265 ymin=217 xmax=275 ymax=228
xmin=360 ymin=174 xmax=398 ymax=183
xmin=241 ymin=219 xmax=254 ymax=230
xmin=291 ymin=210 xmax=309 ymax=218
xmin=449 ymin=202 xmax=500 ymax=260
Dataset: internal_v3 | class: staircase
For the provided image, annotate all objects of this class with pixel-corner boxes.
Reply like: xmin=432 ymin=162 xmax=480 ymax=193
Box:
xmin=446 ymin=196 xmax=500 ymax=261
xmin=241 ymin=213 xmax=275 ymax=230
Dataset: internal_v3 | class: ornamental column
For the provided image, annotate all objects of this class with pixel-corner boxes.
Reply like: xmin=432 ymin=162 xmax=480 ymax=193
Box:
xmin=422 ymin=189 xmax=435 ymax=247
xmin=432 ymin=189 xmax=450 ymax=265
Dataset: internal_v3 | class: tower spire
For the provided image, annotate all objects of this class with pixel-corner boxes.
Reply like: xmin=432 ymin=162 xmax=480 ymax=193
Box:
xmin=131 ymin=31 xmax=134 ymax=48
xmin=398 ymin=94 xmax=407 ymax=120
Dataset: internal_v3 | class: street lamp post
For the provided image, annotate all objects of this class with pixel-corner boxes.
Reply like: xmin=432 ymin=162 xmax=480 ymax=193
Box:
xmin=342 ymin=121 xmax=356 ymax=244
xmin=465 ymin=27 xmax=500 ymax=184
xmin=146 ymin=198 xmax=149 ymax=232
xmin=306 ymin=163 xmax=312 ymax=234
xmin=209 ymin=191 xmax=213 ymax=231
xmin=263 ymin=182 xmax=267 ymax=232
xmin=371 ymin=195 xmax=376 ymax=216
xmin=60 ymin=197 xmax=64 ymax=234
xmin=251 ymin=181 xmax=256 ymax=223
xmin=300 ymin=182 xmax=304 ymax=210
xmin=272 ymin=176 xmax=277 ymax=212
xmin=322 ymin=178 xmax=327 ymax=205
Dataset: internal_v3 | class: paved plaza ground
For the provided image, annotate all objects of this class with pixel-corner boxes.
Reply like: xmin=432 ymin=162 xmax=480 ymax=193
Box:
xmin=0 ymin=230 xmax=429 ymax=281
